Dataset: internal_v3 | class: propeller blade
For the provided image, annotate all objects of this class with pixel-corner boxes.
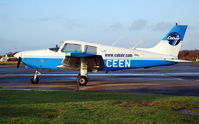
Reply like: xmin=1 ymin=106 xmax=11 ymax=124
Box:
xmin=17 ymin=57 xmax=22 ymax=68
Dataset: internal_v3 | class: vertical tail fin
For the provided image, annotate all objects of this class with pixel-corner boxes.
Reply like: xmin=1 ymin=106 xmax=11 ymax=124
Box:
xmin=138 ymin=24 xmax=188 ymax=57
xmin=162 ymin=24 xmax=187 ymax=46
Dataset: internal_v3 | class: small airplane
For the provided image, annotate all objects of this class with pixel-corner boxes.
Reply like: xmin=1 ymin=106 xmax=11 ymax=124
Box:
xmin=14 ymin=24 xmax=188 ymax=86
xmin=0 ymin=54 xmax=16 ymax=62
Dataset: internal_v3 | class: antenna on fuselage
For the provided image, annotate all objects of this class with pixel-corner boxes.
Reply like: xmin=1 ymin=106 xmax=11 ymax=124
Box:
xmin=130 ymin=40 xmax=144 ymax=49
xmin=111 ymin=36 xmax=124 ymax=46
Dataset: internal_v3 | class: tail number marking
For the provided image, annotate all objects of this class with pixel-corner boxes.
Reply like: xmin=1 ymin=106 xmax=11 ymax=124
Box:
xmin=106 ymin=59 xmax=131 ymax=68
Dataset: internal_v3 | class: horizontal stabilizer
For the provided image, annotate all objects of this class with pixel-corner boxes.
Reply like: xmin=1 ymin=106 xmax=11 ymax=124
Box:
xmin=168 ymin=59 xmax=192 ymax=63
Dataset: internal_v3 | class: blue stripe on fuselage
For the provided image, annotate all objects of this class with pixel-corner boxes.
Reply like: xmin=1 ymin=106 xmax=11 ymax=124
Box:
xmin=103 ymin=59 xmax=176 ymax=71
xmin=21 ymin=58 xmax=177 ymax=70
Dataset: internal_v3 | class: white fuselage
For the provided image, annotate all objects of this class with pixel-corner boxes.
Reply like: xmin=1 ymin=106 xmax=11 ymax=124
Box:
xmin=14 ymin=40 xmax=177 ymax=71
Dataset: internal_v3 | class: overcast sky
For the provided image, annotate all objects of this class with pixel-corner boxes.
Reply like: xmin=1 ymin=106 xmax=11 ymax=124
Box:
xmin=0 ymin=0 xmax=199 ymax=55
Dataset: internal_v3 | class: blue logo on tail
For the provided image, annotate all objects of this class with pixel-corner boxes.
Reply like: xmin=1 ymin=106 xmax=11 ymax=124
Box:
xmin=167 ymin=32 xmax=181 ymax=46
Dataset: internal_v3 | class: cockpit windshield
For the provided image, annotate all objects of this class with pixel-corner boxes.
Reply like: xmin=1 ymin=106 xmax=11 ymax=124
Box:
xmin=49 ymin=42 xmax=63 ymax=52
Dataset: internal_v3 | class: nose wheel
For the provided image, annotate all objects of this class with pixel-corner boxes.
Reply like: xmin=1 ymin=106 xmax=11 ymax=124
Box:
xmin=31 ymin=70 xmax=40 ymax=84
xmin=31 ymin=76 xmax=39 ymax=84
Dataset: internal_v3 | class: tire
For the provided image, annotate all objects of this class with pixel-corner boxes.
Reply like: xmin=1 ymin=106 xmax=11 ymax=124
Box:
xmin=31 ymin=76 xmax=39 ymax=84
xmin=77 ymin=76 xmax=88 ymax=86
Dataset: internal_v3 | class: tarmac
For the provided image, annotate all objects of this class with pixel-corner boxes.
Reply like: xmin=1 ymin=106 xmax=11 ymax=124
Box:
xmin=0 ymin=62 xmax=199 ymax=96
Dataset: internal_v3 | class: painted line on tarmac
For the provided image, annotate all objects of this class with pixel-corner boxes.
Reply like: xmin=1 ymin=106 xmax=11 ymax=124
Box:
xmin=0 ymin=72 xmax=199 ymax=77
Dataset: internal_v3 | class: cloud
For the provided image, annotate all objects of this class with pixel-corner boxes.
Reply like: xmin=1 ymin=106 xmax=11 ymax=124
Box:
xmin=36 ymin=17 xmax=51 ymax=22
xmin=0 ymin=2 xmax=6 ymax=6
xmin=129 ymin=19 xmax=147 ymax=31
xmin=35 ymin=16 xmax=67 ymax=22
xmin=188 ymin=24 xmax=198 ymax=31
xmin=63 ymin=19 xmax=85 ymax=30
xmin=0 ymin=37 xmax=24 ymax=55
xmin=32 ymin=17 xmax=85 ymax=30
xmin=152 ymin=22 xmax=173 ymax=31
xmin=110 ymin=23 xmax=124 ymax=31
xmin=0 ymin=15 xmax=8 ymax=21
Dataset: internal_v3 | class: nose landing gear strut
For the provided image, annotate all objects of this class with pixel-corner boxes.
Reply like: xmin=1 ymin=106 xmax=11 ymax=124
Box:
xmin=31 ymin=70 xmax=40 ymax=84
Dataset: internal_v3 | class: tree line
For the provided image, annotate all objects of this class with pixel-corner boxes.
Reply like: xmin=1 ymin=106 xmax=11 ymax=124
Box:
xmin=178 ymin=50 xmax=199 ymax=60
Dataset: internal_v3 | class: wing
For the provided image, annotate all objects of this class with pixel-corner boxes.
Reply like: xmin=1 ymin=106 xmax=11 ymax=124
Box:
xmin=57 ymin=52 xmax=104 ymax=72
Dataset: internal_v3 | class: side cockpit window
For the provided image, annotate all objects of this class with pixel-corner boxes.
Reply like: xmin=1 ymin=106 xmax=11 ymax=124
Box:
xmin=61 ymin=44 xmax=81 ymax=53
xmin=85 ymin=45 xmax=97 ymax=54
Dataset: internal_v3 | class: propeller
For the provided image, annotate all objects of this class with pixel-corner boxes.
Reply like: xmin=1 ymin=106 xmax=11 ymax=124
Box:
xmin=17 ymin=57 xmax=22 ymax=68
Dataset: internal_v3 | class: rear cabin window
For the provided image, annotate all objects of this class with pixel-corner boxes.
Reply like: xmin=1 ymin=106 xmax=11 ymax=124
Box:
xmin=61 ymin=44 xmax=81 ymax=52
xmin=84 ymin=45 xmax=97 ymax=54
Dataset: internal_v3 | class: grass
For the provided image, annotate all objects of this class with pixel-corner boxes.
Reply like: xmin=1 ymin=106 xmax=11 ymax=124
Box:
xmin=0 ymin=90 xmax=199 ymax=124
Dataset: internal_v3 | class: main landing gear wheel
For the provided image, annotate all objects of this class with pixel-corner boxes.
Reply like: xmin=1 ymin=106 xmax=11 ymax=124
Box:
xmin=31 ymin=76 xmax=39 ymax=84
xmin=77 ymin=76 xmax=88 ymax=86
